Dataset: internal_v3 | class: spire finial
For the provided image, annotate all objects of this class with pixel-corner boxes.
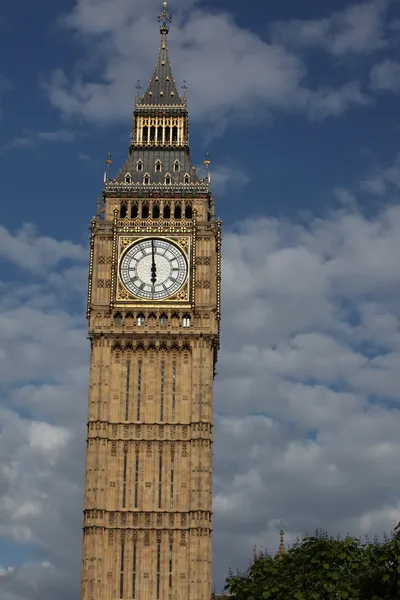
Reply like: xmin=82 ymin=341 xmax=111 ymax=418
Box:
xmin=204 ymin=153 xmax=211 ymax=185
xmin=182 ymin=80 xmax=187 ymax=97
xmin=158 ymin=1 xmax=171 ymax=35
xmin=104 ymin=151 xmax=112 ymax=183
xmin=278 ymin=519 xmax=285 ymax=558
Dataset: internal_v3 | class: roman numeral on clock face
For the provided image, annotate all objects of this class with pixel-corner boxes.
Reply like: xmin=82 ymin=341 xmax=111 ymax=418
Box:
xmin=120 ymin=238 xmax=188 ymax=300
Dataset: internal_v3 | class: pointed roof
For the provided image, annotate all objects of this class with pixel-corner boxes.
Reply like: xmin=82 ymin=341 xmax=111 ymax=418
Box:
xmin=138 ymin=2 xmax=185 ymax=107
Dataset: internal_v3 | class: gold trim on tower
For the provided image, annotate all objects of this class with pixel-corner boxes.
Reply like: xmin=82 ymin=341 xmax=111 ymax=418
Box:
xmin=216 ymin=219 xmax=222 ymax=348
xmin=86 ymin=218 xmax=96 ymax=320
xmin=115 ymin=234 xmax=192 ymax=306
xmin=110 ymin=209 xmax=119 ymax=309
xmin=191 ymin=209 xmax=197 ymax=310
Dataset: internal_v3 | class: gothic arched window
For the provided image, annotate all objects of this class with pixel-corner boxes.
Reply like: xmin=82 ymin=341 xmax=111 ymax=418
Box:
xmin=174 ymin=203 xmax=182 ymax=219
xmin=152 ymin=203 xmax=160 ymax=219
xmin=142 ymin=202 xmax=149 ymax=219
xmin=114 ymin=312 xmax=123 ymax=326
xmin=131 ymin=203 xmax=138 ymax=218
xmin=120 ymin=203 xmax=127 ymax=219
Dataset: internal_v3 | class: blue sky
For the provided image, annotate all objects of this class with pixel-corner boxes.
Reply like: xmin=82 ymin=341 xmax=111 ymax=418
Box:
xmin=1 ymin=1 xmax=400 ymax=599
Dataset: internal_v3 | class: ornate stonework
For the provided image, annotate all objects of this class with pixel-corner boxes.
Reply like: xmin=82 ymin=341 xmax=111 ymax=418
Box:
xmin=81 ymin=4 xmax=220 ymax=600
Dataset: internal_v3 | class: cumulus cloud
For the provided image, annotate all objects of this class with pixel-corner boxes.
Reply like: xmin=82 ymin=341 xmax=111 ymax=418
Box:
xmin=208 ymin=165 xmax=250 ymax=196
xmin=3 ymin=129 xmax=84 ymax=152
xmin=270 ymin=0 xmax=390 ymax=56
xmin=370 ymin=58 xmax=400 ymax=92
xmin=361 ymin=153 xmax=400 ymax=197
xmin=43 ymin=0 xmax=376 ymax=128
xmin=0 ymin=223 xmax=86 ymax=273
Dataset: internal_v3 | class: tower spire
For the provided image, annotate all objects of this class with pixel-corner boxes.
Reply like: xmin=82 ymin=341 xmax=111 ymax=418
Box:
xmin=278 ymin=520 xmax=286 ymax=558
xmin=138 ymin=1 xmax=184 ymax=107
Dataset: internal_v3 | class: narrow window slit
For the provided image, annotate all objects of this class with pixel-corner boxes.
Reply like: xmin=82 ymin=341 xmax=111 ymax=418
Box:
xmin=170 ymin=453 xmax=174 ymax=509
xmin=134 ymin=451 xmax=139 ymax=509
xmin=156 ymin=542 xmax=161 ymax=600
xmin=132 ymin=540 xmax=137 ymax=600
xmin=169 ymin=542 xmax=173 ymax=593
xmin=158 ymin=454 xmax=163 ymax=509
xmin=122 ymin=453 xmax=127 ymax=508
xmin=120 ymin=541 xmax=125 ymax=599
xmin=125 ymin=360 xmax=131 ymax=421
xmin=137 ymin=360 xmax=142 ymax=421
xmin=160 ymin=361 xmax=165 ymax=421
xmin=172 ymin=362 xmax=176 ymax=421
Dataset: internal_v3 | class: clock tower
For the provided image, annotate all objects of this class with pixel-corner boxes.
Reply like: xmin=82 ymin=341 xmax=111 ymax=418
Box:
xmin=81 ymin=3 xmax=221 ymax=600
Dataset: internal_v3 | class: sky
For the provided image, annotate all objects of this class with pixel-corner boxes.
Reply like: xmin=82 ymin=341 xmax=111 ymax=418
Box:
xmin=1 ymin=0 xmax=400 ymax=597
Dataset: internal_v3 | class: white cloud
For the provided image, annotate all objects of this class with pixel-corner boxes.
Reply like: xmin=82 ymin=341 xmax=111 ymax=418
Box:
xmin=208 ymin=165 xmax=250 ymax=196
xmin=361 ymin=153 xmax=400 ymax=197
xmin=370 ymin=58 xmax=400 ymax=92
xmin=271 ymin=0 xmax=390 ymax=56
xmin=4 ymin=129 xmax=83 ymax=151
xmin=305 ymin=81 xmax=371 ymax=121
xmin=43 ymin=0 xmax=375 ymax=128
xmin=0 ymin=223 xmax=87 ymax=273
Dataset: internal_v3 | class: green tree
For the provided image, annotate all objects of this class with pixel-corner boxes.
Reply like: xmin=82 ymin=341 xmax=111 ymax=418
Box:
xmin=225 ymin=524 xmax=400 ymax=600
xmin=361 ymin=524 xmax=400 ymax=600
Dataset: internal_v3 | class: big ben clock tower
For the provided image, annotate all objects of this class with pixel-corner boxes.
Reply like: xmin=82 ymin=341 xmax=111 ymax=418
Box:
xmin=81 ymin=4 xmax=221 ymax=600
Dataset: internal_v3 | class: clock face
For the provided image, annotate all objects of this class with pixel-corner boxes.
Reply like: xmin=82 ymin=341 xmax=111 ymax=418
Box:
xmin=120 ymin=238 xmax=188 ymax=300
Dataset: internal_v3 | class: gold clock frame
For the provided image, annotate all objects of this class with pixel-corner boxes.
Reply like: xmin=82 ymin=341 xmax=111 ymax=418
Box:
xmin=114 ymin=234 xmax=192 ymax=307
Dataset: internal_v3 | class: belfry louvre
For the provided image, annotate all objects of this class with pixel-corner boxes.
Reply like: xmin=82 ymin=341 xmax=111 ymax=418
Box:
xmin=80 ymin=3 xmax=221 ymax=600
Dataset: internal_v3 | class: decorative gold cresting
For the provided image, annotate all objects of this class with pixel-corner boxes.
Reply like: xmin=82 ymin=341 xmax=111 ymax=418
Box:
xmin=110 ymin=209 xmax=118 ymax=309
xmin=216 ymin=219 xmax=222 ymax=348
xmin=192 ymin=209 xmax=198 ymax=309
xmin=86 ymin=218 xmax=96 ymax=320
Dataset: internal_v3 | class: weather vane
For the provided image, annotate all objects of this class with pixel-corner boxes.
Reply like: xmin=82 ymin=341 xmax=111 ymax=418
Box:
xmin=158 ymin=1 xmax=172 ymax=34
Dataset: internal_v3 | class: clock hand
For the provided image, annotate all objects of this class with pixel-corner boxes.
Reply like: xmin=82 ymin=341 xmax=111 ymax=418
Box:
xmin=151 ymin=240 xmax=157 ymax=297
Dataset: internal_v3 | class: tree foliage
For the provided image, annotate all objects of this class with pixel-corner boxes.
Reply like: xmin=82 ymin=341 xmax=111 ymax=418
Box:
xmin=225 ymin=524 xmax=400 ymax=600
